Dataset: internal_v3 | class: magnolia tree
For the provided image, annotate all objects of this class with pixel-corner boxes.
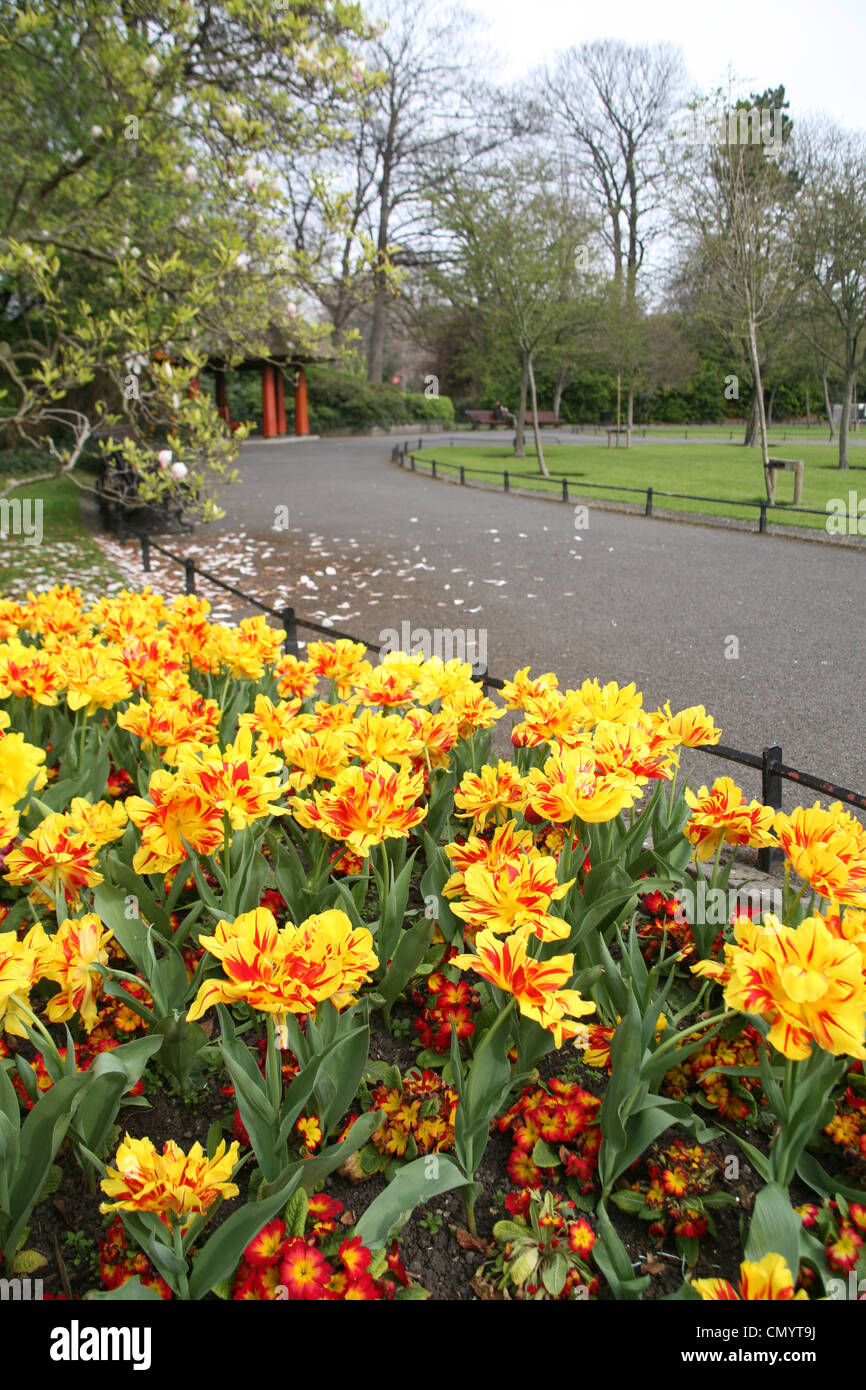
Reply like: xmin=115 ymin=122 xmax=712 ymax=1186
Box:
xmin=0 ymin=0 xmax=374 ymax=516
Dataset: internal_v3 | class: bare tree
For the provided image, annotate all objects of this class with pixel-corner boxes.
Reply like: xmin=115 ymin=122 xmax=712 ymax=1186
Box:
xmin=544 ymin=40 xmax=685 ymax=427
xmin=795 ymin=122 xmax=866 ymax=468
xmin=326 ymin=0 xmax=512 ymax=381
xmin=669 ymin=91 xmax=799 ymax=492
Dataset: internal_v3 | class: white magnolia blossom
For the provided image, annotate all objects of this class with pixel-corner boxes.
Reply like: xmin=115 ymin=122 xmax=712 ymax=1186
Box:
xmin=183 ymin=163 xmax=197 ymax=183
xmin=296 ymin=40 xmax=319 ymax=67
xmin=226 ymin=103 xmax=242 ymax=121
xmin=171 ymin=461 xmax=189 ymax=480
xmin=234 ymin=252 xmax=251 ymax=270
xmin=157 ymin=449 xmax=173 ymax=468
xmin=90 ymin=124 xmax=103 ymax=138
xmin=143 ymin=54 xmax=160 ymax=77
xmin=243 ymin=166 xmax=264 ymax=192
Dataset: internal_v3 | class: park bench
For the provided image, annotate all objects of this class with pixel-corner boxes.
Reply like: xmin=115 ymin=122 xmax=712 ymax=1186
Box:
xmin=466 ymin=409 xmax=513 ymax=429
xmin=765 ymin=457 xmax=804 ymax=505
xmin=530 ymin=411 xmax=563 ymax=428
xmin=466 ymin=409 xmax=564 ymax=429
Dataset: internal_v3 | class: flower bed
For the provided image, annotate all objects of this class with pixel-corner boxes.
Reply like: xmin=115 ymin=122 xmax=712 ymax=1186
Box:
xmin=1 ymin=584 xmax=865 ymax=1304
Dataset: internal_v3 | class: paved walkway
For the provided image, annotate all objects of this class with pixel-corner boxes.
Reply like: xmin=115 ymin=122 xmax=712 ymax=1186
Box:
xmin=105 ymin=433 xmax=866 ymax=812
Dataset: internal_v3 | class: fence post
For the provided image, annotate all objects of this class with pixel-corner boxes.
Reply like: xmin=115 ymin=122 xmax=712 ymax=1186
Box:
xmin=140 ymin=535 xmax=151 ymax=572
xmin=410 ymin=455 xmax=415 ymax=471
xmin=281 ymin=605 xmax=299 ymax=657
xmin=758 ymin=744 xmax=783 ymax=873
xmin=561 ymin=478 xmax=568 ymax=502
xmin=759 ymin=501 xmax=767 ymax=534
xmin=418 ymin=437 xmax=422 ymax=451
xmin=184 ymin=558 xmax=196 ymax=595
xmin=432 ymin=459 xmax=437 ymax=478
xmin=503 ymin=470 xmax=509 ymax=493
xmin=645 ymin=486 xmax=653 ymax=517
xmin=459 ymin=465 xmax=465 ymax=486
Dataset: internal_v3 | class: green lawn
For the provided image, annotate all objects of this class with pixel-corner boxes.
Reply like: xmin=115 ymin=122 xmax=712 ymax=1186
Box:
xmin=411 ymin=439 xmax=866 ymax=530
xmin=0 ymin=471 xmax=128 ymax=599
xmin=449 ymin=422 xmax=852 ymax=443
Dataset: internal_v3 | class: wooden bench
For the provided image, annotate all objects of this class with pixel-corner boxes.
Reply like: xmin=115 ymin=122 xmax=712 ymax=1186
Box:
xmin=531 ymin=412 xmax=564 ymax=428
xmin=466 ymin=409 xmax=564 ymax=429
xmin=466 ymin=409 xmax=513 ymax=429
xmin=765 ymin=457 xmax=804 ymax=505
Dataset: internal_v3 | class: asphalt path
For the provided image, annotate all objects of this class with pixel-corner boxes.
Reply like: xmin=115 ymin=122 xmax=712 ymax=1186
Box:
xmin=208 ymin=433 xmax=866 ymax=812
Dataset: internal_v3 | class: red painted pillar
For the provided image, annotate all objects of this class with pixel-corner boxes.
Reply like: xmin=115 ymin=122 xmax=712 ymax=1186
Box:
xmin=295 ymin=365 xmax=309 ymax=436
xmin=188 ymin=374 xmax=200 ymax=396
xmin=262 ymin=365 xmax=277 ymax=438
xmin=275 ymin=370 xmax=287 ymax=435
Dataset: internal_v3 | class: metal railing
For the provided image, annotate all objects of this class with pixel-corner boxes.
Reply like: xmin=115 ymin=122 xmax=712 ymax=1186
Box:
xmin=138 ymin=534 xmax=866 ymax=874
xmin=391 ymin=443 xmax=855 ymax=538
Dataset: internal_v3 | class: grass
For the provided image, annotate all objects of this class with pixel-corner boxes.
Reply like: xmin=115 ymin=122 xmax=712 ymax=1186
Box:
xmin=411 ymin=438 xmax=866 ymax=530
xmin=447 ymin=422 xmax=852 ymax=443
xmin=0 ymin=469 xmax=128 ymax=598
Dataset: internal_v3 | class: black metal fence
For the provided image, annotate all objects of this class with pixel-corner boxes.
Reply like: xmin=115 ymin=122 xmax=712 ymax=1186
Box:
xmin=391 ymin=442 xmax=853 ymax=538
xmin=138 ymin=535 xmax=866 ymax=874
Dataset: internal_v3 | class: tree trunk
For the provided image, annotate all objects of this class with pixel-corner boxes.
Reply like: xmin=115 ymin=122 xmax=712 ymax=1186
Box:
xmin=367 ymin=286 xmax=388 ymax=384
xmin=626 ymin=376 xmax=635 ymax=431
xmin=854 ymin=375 xmax=859 ymax=433
xmin=805 ymin=381 xmax=810 ymax=428
xmin=838 ymin=365 xmax=854 ymax=469
xmin=746 ymin=319 xmax=770 ymax=493
xmin=513 ymin=354 xmax=529 ymax=457
xmin=527 ymin=352 xmax=549 ymax=478
xmin=766 ymin=385 xmax=776 ymax=431
xmin=552 ymin=369 xmax=566 ymax=423
xmin=822 ymin=370 xmax=835 ymax=440
xmin=743 ymin=391 xmax=759 ymax=447
xmin=366 ymin=143 xmax=394 ymax=383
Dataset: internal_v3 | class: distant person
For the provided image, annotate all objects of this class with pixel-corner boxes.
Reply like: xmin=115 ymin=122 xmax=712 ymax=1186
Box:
xmin=492 ymin=400 xmax=513 ymax=424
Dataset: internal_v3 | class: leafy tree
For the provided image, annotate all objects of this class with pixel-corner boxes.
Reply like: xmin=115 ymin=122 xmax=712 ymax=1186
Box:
xmin=0 ymin=0 xmax=371 ymax=513
xmin=669 ymin=84 xmax=800 ymax=494
xmin=428 ymin=166 xmax=594 ymax=473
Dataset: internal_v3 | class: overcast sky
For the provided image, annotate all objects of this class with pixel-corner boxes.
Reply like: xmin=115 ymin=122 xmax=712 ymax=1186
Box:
xmin=465 ymin=0 xmax=866 ymax=131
